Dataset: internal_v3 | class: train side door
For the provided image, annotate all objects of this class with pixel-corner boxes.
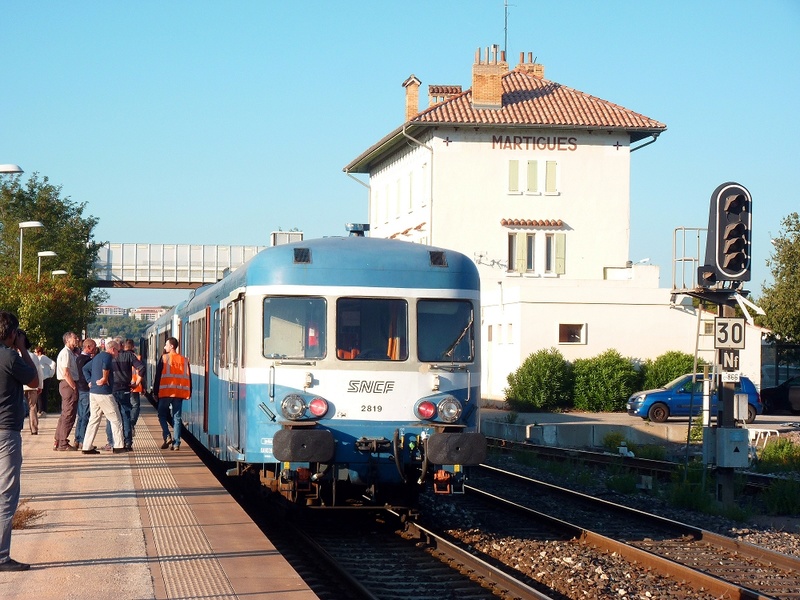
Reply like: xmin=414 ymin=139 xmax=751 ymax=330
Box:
xmin=225 ymin=297 xmax=244 ymax=451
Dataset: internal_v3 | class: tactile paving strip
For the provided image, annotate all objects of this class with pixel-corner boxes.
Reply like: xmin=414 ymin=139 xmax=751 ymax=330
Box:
xmin=133 ymin=427 xmax=238 ymax=599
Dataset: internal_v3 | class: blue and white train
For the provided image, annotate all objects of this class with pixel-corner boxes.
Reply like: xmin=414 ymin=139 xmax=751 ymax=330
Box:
xmin=143 ymin=234 xmax=485 ymax=506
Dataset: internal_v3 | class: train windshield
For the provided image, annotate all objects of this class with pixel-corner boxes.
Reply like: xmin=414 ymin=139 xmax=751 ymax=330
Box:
xmin=417 ymin=299 xmax=474 ymax=362
xmin=262 ymin=297 xmax=326 ymax=359
xmin=336 ymin=298 xmax=408 ymax=361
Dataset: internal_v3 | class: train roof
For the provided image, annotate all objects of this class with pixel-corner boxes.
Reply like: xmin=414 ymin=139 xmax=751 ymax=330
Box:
xmin=240 ymin=236 xmax=480 ymax=291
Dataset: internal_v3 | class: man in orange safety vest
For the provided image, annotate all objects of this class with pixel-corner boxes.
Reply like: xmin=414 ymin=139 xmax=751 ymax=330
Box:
xmin=153 ymin=337 xmax=191 ymax=451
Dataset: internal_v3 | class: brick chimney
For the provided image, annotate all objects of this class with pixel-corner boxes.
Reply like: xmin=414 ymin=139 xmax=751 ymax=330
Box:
xmin=403 ymin=75 xmax=422 ymax=122
xmin=471 ymin=46 xmax=508 ymax=109
xmin=516 ymin=52 xmax=545 ymax=78
xmin=428 ymin=85 xmax=462 ymax=107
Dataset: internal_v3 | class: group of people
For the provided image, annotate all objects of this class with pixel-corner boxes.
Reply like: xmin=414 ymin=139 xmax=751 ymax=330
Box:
xmin=0 ymin=309 xmax=192 ymax=572
xmin=52 ymin=332 xmax=145 ymax=454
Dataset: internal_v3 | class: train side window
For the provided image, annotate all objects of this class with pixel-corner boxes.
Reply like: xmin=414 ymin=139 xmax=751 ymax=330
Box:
xmin=213 ymin=309 xmax=220 ymax=375
xmin=263 ymin=297 xmax=326 ymax=359
xmin=336 ymin=298 xmax=407 ymax=361
xmin=417 ymin=299 xmax=474 ymax=362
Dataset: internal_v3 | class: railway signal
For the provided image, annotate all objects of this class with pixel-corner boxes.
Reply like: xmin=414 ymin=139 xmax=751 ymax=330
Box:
xmin=698 ymin=182 xmax=752 ymax=285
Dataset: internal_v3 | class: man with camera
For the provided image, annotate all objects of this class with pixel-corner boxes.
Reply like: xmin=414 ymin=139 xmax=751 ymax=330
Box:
xmin=0 ymin=311 xmax=39 ymax=571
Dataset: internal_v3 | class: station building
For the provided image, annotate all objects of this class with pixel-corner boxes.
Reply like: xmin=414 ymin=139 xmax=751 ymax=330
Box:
xmin=345 ymin=47 xmax=765 ymax=400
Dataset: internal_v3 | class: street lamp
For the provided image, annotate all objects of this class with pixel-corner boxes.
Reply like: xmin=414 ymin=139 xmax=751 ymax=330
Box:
xmin=51 ymin=270 xmax=67 ymax=279
xmin=0 ymin=164 xmax=23 ymax=174
xmin=37 ymin=251 xmax=57 ymax=282
xmin=19 ymin=221 xmax=45 ymax=274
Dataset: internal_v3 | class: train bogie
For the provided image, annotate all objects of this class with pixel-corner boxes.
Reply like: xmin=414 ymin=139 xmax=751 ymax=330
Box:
xmin=144 ymin=236 xmax=485 ymax=506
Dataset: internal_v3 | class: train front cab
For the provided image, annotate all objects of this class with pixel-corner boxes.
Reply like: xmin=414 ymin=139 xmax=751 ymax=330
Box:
xmin=260 ymin=292 xmax=486 ymax=504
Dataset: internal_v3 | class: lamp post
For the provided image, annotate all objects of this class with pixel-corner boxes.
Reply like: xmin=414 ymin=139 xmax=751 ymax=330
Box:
xmin=37 ymin=251 xmax=57 ymax=282
xmin=51 ymin=270 xmax=68 ymax=279
xmin=0 ymin=164 xmax=23 ymax=174
xmin=19 ymin=221 xmax=45 ymax=274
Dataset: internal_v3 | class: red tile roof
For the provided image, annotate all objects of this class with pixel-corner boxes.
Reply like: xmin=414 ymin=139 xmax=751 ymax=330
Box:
xmin=345 ymin=66 xmax=666 ymax=174
xmin=413 ymin=69 xmax=666 ymax=132
xmin=500 ymin=218 xmax=564 ymax=227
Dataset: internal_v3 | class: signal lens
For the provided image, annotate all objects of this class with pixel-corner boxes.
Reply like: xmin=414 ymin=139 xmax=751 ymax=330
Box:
xmin=438 ymin=396 xmax=462 ymax=423
xmin=416 ymin=401 xmax=436 ymax=420
xmin=308 ymin=397 xmax=328 ymax=417
xmin=281 ymin=394 xmax=306 ymax=419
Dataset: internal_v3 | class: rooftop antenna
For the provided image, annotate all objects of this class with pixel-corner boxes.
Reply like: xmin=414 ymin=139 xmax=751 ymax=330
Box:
xmin=504 ymin=0 xmax=509 ymax=55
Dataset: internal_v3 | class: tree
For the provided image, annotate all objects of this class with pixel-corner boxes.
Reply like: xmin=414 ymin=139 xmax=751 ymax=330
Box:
xmin=758 ymin=212 xmax=800 ymax=342
xmin=0 ymin=173 xmax=107 ymax=351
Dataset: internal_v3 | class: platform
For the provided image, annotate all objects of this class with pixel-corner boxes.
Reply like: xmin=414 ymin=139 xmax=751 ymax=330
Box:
xmin=0 ymin=403 xmax=317 ymax=600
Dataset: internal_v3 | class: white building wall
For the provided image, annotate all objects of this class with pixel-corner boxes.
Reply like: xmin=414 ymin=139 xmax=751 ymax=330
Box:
xmin=364 ymin=124 xmax=762 ymax=403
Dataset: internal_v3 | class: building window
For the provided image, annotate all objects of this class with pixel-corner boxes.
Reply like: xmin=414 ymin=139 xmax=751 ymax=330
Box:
xmin=545 ymin=160 xmax=559 ymax=194
xmin=407 ymin=172 xmax=413 ymax=213
xmin=507 ymin=233 xmax=517 ymax=271
xmin=526 ymin=233 xmax=535 ymax=271
xmin=703 ymin=321 xmax=714 ymax=336
xmin=509 ymin=232 xmax=536 ymax=273
xmin=559 ymin=323 xmax=586 ymax=344
xmin=487 ymin=324 xmax=492 ymax=342
xmin=508 ymin=160 xmax=520 ymax=193
xmin=507 ymin=323 xmax=513 ymax=343
xmin=526 ymin=160 xmax=539 ymax=193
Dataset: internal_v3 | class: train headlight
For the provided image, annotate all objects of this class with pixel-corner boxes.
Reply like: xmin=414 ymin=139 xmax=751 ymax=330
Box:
xmin=308 ymin=397 xmax=328 ymax=417
xmin=438 ymin=396 xmax=462 ymax=423
xmin=281 ymin=394 xmax=306 ymax=420
xmin=415 ymin=400 xmax=436 ymax=420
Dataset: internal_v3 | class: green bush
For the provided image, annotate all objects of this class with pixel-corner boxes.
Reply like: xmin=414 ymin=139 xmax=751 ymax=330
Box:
xmin=641 ymin=351 xmax=703 ymax=390
xmin=572 ymin=349 xmax=639 ymax=412
xmin=505 ymin=347 xmax=572 ymax=410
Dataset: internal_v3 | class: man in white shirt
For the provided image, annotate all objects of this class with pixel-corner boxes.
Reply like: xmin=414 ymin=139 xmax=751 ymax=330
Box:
xmin=34 ymin=347 xmax=54 ymax=416
xmin=54 ymin=332 xmax=80 ymax=451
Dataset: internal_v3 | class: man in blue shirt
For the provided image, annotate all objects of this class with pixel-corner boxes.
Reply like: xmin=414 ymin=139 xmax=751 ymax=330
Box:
xmin=0 ymin=311 xmax=39 ymax=571
xmin=81 ymin=339 xmax=125 ymax=454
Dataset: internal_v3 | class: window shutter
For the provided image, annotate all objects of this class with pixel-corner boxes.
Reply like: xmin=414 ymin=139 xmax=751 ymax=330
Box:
xmin=526 ymin=160 xmax=538 ymax=193
xmin=545 ymin=160 xmax=557 ymax=193
xmin=508 ymin=160 xmax=519 ymax=192
xmin=555 ymin=233 xmax=566 ymax=274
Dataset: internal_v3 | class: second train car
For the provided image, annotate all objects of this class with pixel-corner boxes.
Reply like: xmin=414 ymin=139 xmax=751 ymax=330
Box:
xmin=143 ymin=235 xmax=485 ymax=505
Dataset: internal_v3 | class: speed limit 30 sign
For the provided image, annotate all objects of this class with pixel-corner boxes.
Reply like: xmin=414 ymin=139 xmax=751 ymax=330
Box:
xmin=715 ymin=317 xmax=746 ymax=349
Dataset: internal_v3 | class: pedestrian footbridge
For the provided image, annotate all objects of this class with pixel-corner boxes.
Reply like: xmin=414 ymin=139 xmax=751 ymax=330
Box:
xmin=93 ymin=232 xmax=302 ymax=288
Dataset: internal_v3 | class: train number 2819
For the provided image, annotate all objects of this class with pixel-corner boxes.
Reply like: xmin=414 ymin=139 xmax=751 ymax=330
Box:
xmin=361 ymin=405 xmax=383 ymax=412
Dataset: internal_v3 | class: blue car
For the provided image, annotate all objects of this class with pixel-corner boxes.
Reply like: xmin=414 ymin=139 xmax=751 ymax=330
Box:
xmin=626 ymin=374 xmax=762 ymax=424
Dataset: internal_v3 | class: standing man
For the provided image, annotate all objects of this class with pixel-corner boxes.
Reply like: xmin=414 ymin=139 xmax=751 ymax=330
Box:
xmin=104 ymin=337 xmax=144 ymax=451
xmin=81 ymin=339 xmax=125 ymax=455
xmin=33 ymin=347 xmax=54 ymax=416
xmin=54 ymin=332 xmax=80 ymax=451
xmin=0 ymin=311 xmax=39 ymax=571
xmin=22 ymin=334 xmax=43 ymax=436
xmin=74 ymin=338 xmax=97 ymax=449
xmin=154 ymin=337 xmax=191 ymax=451
xmin=125 ymin=339 xmax=144 ymax=435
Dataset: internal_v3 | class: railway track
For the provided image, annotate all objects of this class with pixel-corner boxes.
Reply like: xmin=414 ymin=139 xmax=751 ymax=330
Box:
xmin=486 ymin=436 xmax=784 ymax=490
xmin=437 ymin=464 xmax=800 ymax=599
xmin=292 ymin=509 xmax=552 ymax=600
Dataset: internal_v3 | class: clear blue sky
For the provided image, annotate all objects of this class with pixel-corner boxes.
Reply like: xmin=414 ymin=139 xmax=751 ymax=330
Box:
xmin=2 ymin=1 xmax=798 ymax=308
